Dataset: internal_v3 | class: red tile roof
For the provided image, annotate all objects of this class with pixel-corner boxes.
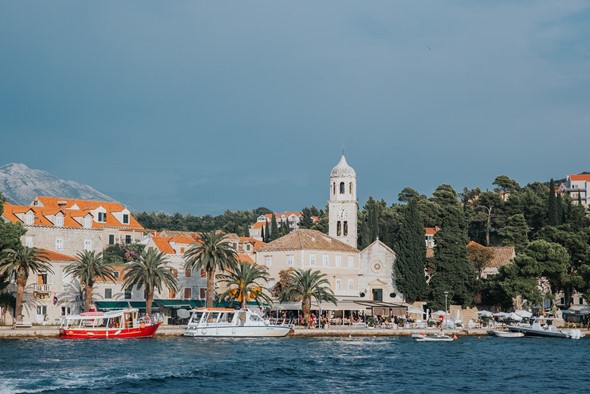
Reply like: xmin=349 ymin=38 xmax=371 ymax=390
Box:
xmin=569 ymin=174 xmax=590 ymax=182
xmin=39 ymin=248 xmax=77 ymax=261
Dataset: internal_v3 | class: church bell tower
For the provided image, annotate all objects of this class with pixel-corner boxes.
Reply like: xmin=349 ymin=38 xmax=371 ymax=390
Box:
xmin=328 ymin=155 xmax=358 ymax=248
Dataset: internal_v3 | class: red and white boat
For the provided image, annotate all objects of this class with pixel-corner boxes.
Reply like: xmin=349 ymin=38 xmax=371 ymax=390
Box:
xmin=59 ymin=308 xmax=161 ymax=339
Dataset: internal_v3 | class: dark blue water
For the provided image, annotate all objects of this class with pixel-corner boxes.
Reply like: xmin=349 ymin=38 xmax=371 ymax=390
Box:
xmin=0 ymin=336 xmax=588 ymax=393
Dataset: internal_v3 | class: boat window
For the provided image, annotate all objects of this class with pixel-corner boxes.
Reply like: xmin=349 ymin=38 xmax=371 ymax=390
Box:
xmin=191 ymin=311 xmax=204 ymax=323
xmin=226 ymin=312 xmax=235 ymax=322
xmin=250 ymin=314 xmax=261 ymax=322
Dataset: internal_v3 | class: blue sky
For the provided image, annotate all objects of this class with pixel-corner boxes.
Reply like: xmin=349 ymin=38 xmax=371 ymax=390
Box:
xmin=1 ymin=1 xmax=589 ymax=214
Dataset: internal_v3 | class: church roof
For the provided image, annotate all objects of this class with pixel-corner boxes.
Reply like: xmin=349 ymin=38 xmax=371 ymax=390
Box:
xmin=330 ymin=155 xmax=356 ymax=178
xmin=258 ymin=229 xmax=359 ymax=253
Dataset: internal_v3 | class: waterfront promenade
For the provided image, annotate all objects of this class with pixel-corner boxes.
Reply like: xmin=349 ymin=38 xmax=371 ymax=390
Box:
xmin=2 ymin=324 xmax=587 ymax=338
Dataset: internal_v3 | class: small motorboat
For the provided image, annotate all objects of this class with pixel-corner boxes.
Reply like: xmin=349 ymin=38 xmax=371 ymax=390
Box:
xmin=60 ymin=308 xmax=161 ymax=339
xmin=412 ymin=332 xmax=456 ymax=342
xmin=490 ymin=330 xmax=524 ymax=338
xmin=184 ymin=308 xmax=292 ymax=337
xmin=507 ymin=317 xmax=584 ymax=339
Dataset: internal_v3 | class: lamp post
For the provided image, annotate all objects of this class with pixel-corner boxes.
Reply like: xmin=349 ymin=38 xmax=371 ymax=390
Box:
xmin=444 ymin=291 xmax=449 ymax=329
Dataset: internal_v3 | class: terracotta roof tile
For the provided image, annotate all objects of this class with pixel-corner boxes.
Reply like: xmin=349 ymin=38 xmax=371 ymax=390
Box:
xmin=488 ymin=246 xmax=516 ymax=268
xmin=151 ymin=236 xmax=176 ymax=255
xmin=569 ymin=174 xmax=590 ymax=182
xmin=38 ymin=248 xmax=77 ymax=261
xmin=259 ymin=229 xmax=358 ymax=253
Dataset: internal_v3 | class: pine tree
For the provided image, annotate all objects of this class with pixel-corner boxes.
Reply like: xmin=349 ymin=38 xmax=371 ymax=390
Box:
xmin=394 ymin=198 xmax=427 ymax=302
xmin=556 ymin=194 xmax=564 ymax=225
xmin=547 ymin=179 xmax=558 ymax=226
xmin=261 ymin=226 xmax=266 ymax=243
xmin=499 ymin=214 xmax=529 ymax=254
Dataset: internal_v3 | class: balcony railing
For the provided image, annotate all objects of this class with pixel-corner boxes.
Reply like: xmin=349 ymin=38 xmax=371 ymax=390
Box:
xmin=33 ymin=284 xmax=50 ymax=293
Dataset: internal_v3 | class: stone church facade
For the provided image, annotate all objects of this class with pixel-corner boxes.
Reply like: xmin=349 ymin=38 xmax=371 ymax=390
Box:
xmin=257 ymin=155 xmax=403 ymax=306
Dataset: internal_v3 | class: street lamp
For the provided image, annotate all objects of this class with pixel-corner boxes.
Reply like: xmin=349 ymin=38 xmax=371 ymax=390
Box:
xmin=444 ymin=291 xmax=449 ymax=329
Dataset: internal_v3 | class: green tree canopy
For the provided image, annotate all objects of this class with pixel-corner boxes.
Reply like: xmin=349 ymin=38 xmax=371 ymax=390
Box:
xmin=184 ymin=231 xmax=239 ymax=308
xmin=64 ymin=250 xmax=117 ymax=312
xmin=123 ymin=249 xmax=178 ymax=316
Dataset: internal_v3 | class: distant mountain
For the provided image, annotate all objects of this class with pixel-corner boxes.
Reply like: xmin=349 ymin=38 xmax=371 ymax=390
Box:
xmin=0 ymin=163 xmax=115 ymax=205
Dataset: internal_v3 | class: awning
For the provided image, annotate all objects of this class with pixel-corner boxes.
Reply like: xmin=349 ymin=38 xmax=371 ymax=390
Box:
xmin=95 ymin=301 xmax=156 ymax=311
xmin=155 ymin=299 xmax=201 ymax=309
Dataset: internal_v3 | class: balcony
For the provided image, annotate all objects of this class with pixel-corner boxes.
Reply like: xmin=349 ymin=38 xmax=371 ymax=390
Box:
xmin=33 ymin=284 xmax=51 ymax=294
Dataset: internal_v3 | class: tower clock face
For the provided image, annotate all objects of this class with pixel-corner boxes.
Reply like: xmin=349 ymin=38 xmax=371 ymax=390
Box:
xmin=337 ymin=208 xmax=348 ymax=219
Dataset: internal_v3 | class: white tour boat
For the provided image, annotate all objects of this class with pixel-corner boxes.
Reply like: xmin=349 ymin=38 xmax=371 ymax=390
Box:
xmin=184 ymin=308 xmax=292 ymax=337
xmin=507 ymin=317 xmax=584 ymax=339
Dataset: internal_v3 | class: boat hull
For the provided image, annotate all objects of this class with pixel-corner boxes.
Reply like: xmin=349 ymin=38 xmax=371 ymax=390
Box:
xmin=490 ymin=330 xmax=524 ymax=338
xmin=59 ymin=322 xmax=162 ymax=339
xmin=506 ymin=325 xmax=569 ymax=338
xmin=412 ymin=333 xmax=455 ymax=342
xmin=184 ymin=325 xmax=291 ymax=338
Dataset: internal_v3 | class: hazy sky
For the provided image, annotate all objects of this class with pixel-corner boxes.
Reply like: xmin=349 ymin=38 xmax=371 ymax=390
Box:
xmin=1 ymin=1 xmax=589 ymax=214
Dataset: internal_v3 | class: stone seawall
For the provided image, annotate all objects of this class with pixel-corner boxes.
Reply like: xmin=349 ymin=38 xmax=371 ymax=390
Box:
xmin=2 ymin=325 xmax=589 ymax=339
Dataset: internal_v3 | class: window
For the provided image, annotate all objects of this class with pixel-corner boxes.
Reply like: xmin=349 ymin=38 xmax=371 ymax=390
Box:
xmin=37 ymin=273 xmax=48 ymax=285
xmin=37 ymin=306 xmax=47 ymax=316
xmin=108 ymin=234 xmax=115 ymax=245
xmin=55 ymin=237 xmax=64 ymax=251
xmin=322 ymin=255 xmax=329 ymax=267
xmin=84 ymin=239 xmax=92 ymax=251
xmin=265 ymin=256 xmax=272 ymax=268
xmin=97 ymin=212 xmax=107 ymax=222
xmin=25 ymin=236 xmax=33 ymax=248
xmin=309 ymin=254 xmax=316 ymax=266
xmin=55 ymin=215 xmax=64 ymax=227
xmin=335 ymin=279 xmax=342 ymax=291
xmin=200 ymin=288 xmax=206 ymax=299
xmin=246 ymin=244 xmax=251 ymax=251
xmin=125 ymin=235 xmax=132 ymax=244
xmin=200 ymin=269 xmax=206 ymax=278
xmin=335 ymin=255 xmax=342 ymax=267
xmin=25 ymin=213 xmax=34 ymax=225
xmin=337 ymin=221 xmax=342 ymax=236
xmin=340 ymin=182 xmax=345 ymax=194
xmin=185 ymin=269 xmax=192 ymax=278
xmin=113 ymin=271 xmax=120 ymax=279
xmin=122 ymin=214 xmax=129 ymax=224
xmin=104 ymin=288 xmax=112 ymax=299
xmin=579 ymin=297 xmax=584 ymax=305
xmin=287 ymin=255 xmax=294 ymax=267
xmin=349 ymin=182 xmax=353 ymax=194
xmin=184 ymin=288 xmax=192 ymax=299
xmin=124 ymin=291 xmax=132 ymax=300
xmin=348 ymin=279 xmax=354 ymax=290
xmin=348 ymin=256 xmax=354 ymax=268
xmin=61 ymin=306 xmax=71 ymax=316
xmin=168 ymin=289 xmax=176 ymax=298
xmin=343 ymin=221 xmax=348 ymax=236
xmin=332 ymin=182 xmax=335 ymax=195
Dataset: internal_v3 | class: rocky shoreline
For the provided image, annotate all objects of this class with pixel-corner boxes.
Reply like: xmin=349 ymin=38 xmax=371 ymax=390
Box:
xmin=1 ymin=325 xmax=589 ymax=338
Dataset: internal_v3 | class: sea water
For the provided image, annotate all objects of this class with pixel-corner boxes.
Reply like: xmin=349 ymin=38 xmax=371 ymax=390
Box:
xmin=0 ymin=336 xmax=588 ymax=393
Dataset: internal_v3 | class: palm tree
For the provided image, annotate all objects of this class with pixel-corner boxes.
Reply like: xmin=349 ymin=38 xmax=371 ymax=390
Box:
xmin=217 ymin=262 xmax=273 ymax=309
xmin=0 ymin=246 xmax=52 ymax=322
xmin=123 ymin=249 xmax=178 ymax=316
xmin=279 ymin=269 xmax=337 ymax=327
xmin=64 ymin=250 xmax=117 ymax=312
xmin=184 ymin=231 xmax=239 ymax=308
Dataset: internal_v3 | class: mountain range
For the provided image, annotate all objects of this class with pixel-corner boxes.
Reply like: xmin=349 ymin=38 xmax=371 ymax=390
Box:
xmin=0 ymin=163 xmax=114 ymax=205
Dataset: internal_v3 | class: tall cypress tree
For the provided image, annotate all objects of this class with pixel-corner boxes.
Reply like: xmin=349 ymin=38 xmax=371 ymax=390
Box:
xmin=394 ymin=198 xmax=427 ymax=302
xmin=547 ymin=179 xmax=558 ymax=226
xmin=264 ymin=221 xmax=271 ymax=243
xmin=270 ymin=213 xmax=279 ymax=241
